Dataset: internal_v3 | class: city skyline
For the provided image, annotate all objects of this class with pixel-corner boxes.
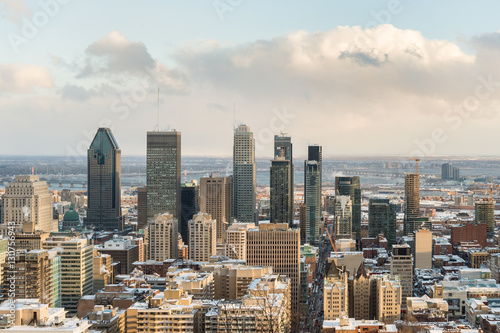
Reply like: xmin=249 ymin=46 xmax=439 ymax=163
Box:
xmin=2 ymin=2 xmax=500 ymax=157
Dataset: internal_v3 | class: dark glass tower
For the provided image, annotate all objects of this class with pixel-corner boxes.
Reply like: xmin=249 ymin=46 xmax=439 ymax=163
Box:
xmin=304 ymin=160 xmax=321 ymax=244
xmin=308 ymin=145 xmax=322 ymax=192
xmin=84 ymin=128 xmax=123 ymax=231
xmin=270 ymin=150 xmax=292 ymax=225
xmin=180 ymin=181 xmax=199 ymax=244
xmin=273 ymin=135 xmax=294 ymax=226
xmin=368 ymin=198 xmax=396 ymax=248
xmin=335 ymin=176 xmax=361 ymax=243
xmin=147 ymin=131 xmax=181 ymax=222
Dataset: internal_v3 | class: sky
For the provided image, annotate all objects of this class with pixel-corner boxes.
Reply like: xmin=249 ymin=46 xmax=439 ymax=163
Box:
xmin=2 ymin=0 xmax=500 ymax=158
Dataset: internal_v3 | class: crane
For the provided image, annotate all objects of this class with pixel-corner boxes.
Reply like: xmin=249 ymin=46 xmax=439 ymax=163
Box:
xmin=325 ymin=226 xmax=338 ymax=257
xmin=410 ymin=158 xmax=420 ymax=174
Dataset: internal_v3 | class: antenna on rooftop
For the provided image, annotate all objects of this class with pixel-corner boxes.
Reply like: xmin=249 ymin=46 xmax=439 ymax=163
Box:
xmin=157 ymin=86 xmax=160 ymax=131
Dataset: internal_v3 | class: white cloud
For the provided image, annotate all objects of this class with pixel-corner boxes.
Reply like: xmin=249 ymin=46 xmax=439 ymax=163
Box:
xmin=0 ymin=63 xmax=53 ymax=94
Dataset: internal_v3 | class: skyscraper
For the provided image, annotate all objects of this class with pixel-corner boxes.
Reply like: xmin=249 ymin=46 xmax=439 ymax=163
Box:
xmin=149 ymin=213 xmax=178 ymax=260
xmin=404 ymin=173 xmax=420 ymax=236
xmin=334 ymin=195 xmax=352 ymax=239
xmin=335 ymin=176 xmax=361 ymax=243
xmin=233 ymin=125 xmax=256 ymax=223
xmin=247 ymin=223 xmax=300 ymax=312
xmin=200 ymin=174 xmax=232 ymax=243
xmin=414 ymin=228 xmax=432 ymax=269
xmin=137 ymin=186 xmax=147 ymax=230
xmin=180 ymin=181 xmax=199 ymax=244
xmin=146 ymin=130 xmax=181 ymax=222
xmin=84 ymin=128 xmax=123 ymax=231
xmin=308 ymin=145 xmax=322 ymax=190
xmin=304 ymin=160 xmax=321 ymax=244
xmin=274 ymin=135 xmax=294 ymax=222
xmin=2 ymin=175 xmax=57 ymax=232
xmin=441 ymin=163 xmax=460 ymax=181
xmin=368 ymin=198 xmax=397 ymax=248
xmin=270 ymin=148 xmax=292 ymax=224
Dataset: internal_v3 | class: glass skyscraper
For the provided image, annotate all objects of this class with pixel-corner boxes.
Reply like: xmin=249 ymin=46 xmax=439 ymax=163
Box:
xmin=233 ymin=125 xmax=256 ymax=223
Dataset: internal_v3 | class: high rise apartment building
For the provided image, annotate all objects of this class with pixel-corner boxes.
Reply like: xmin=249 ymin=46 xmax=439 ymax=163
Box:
xmin=149 ymin=213 xmax=178 ymax=260
xmin=188 ymin=212 xmax=217 ymax=262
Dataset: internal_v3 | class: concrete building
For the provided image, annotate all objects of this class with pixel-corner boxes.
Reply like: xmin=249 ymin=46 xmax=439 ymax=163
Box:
xmin=233 ymin=124 xmax=256 ymax=223
xmin=97 ymin=236 xmax=139 ymax=275
xmin=42 ymin=237 xmax=94 ymax=315
xmin=146 ymin=130 xmax=181 ymax=222
xmin=334 ymin=195 xmax=353 ymax=239
xmin=86 ymin=305 xmax=126 ymax=333
xmin=304 ymin=160 xmax=321 ymax=244
xmin=348 ymin=263 xmax=371 ymax=320
xmin=2 ymin=175 xmax=57 ymax=232
xmin=404 ymin=173 xmax=420 ymax=236
xmin=149 ymin=213 xmax=178 ymax=260
xmin=390 ymin=244 xmax=413 ymax=310
xmin=324 ymin=262 xmax=349 ymax=321
xmin=490 ymin=253 xmax=500 ymax=283
xmin=84 ymin=128 xmax=123 ymax=231
xmin=414 ymin=228 xmax=432 ymax=269
xmin=247 ymin=223 xmax=300 ymax=311
xmin=0 ymin=299 xmax=92 ymax=332
xmin=93 ymin=252 xmax=113 ymax=293
xmin=373 ymin=274 xmax=401 ymax=324
xmin=200 ymin=174 xmax=232 ymax=243
xmin=441 ymin=163 xmax=460 ymax=181
xmin=1 ymin=249 xmax=61 ymax=308
xmin=225 ymin=223 xmax=255 ymax=260
xmin=188 ymin=212 xmax=216 ymax=262
xmin=475 ymin=198 xmax=495 ymax=237
xmin=322 ymin=317 xmax=397 ymax=333
xmin=180 ymin=181 xmax=199 ymax=244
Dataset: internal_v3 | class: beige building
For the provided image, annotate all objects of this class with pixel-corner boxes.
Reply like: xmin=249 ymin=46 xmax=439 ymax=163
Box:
xmin=246 ymin=223 xmax=300 ymax=312
xmin=93 ymin=251 xmax=113 ymax=292
xmin=390 ymin=244 xmax=412 ymax=310
xmin=205 ymin=274 xmax=291 ymax=333
xmin=149 ymin=213 xmax=178 ymax=260
xmin=2 ymin=175 xmax=57 ymax=232
xmin=324 ymin=263 xmax=349 ymax=321
xmin=14 ymin=231 xmax=50 ymax=252
xmin=373 ymin=275 xmax=401 ymax=324
xmin=188 ymin=213 xmax=216 ymax=262
xmin=0 ymin=299 xmax=92 ymax=332
xmin=225 ymin=223 xmax=255 ymax=260
xmin=201 ymin=263 xmax=273 ymax=299
xmin=43 ymin=237 xmax=94 ymax=315
xmin=414 ymin=228 xmax=432 ymax=269
xmin=86 ymin=305 xmax=126 ymax=333
xmin=348 ymin=263 xmax=371 ymax=320
xmin=200 ymin=174 xmax=232 ymax=243
xmin=166 ymin=269 xmax=215 ymax=300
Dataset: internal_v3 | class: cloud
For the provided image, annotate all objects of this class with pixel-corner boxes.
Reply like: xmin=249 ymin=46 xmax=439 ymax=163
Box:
xmin=0 ymin=0 xmax=31 ymax=23
xmin=0 ymin=63 xmax=53 ymax=94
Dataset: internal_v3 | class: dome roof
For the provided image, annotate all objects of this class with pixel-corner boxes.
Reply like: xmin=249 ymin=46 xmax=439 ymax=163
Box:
xmin=63 ymin=204 xmax=79 ymax=222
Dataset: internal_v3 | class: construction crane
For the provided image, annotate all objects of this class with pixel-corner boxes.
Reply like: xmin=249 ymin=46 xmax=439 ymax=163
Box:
xmin=410 ymin=158 xmax=420 ymax=174
xmin=325 ymin=226 xmax=338 ymax=257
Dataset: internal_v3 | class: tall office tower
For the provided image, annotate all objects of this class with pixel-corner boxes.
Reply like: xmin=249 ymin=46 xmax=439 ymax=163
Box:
xmin=308 ymin=145 xmax=322 ymax=190
xmin=404 ymin=173 xmax=420 ymax=236
xmin=225 ymin=222 xmax=255 ymax=260
xmin=84 ymin=128 xmax=123 ymax=231
xmin=324 ymin=261 xmax=349 ymax=320
xmin=304 ymin=161 xmax=321 ymax=244
xmin=200 ymin=174 xmax=232 ymax=243
xmin=298 ymin=203 xmax=306 ymax=244
xmin=333 ymin=195 xmax=353 ymax=240
xmin=42 ymin=237 xmax=94 ymax=315
xmin=149 ymin=213 xmax=178 ymax=260
xmin=247 ymin=223 xmax=300 ymax=311
xmin=390 ymin=244 xmax=413 ymax=310
xmin=270 ymin=148 xmax=293 ymax=224
xmin=335 ymin=176 xmax=361 ymax=244
xmin=441 ymin=163 xmax=460 ymax=181
xmin=146 ymin=130 xmax=181 ymax=222
xmin=188 ymin=212 xmax=216 ymax=261
xmin=414 ymin=228 xmax=432 ymax=269
xmin=2 ymin=175 xmax=57 ymax=232
xmin=274 ymin=135 xmax=294 ymax=224
xmin=475 ymin=198 xmax=495 ymax=237
xmin=180 ymin=181 xmax=199 ymax=243
xmin=368 ymin=198 xmax=397 ymax=248
xmin=233 ymin=124 xmax=256 ymax=223
xmin=137 ymin=186 xmax=147 ymax=230
xmin=1 ymin=249 xmax=61 ymax=308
